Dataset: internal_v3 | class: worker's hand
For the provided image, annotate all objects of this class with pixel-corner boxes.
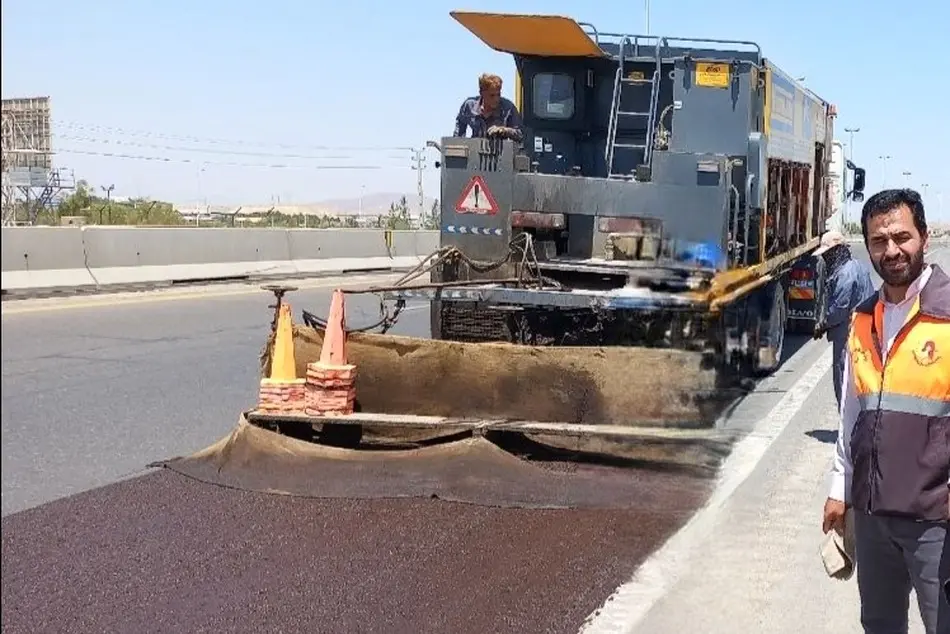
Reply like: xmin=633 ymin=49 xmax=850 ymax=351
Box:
xmin=812 ymin=324 xmax=826 ymax=340
xmin=487 ymin=126 xmax=515 ymax=139
xmin=822 ymin=497 xmax=847 ymax=534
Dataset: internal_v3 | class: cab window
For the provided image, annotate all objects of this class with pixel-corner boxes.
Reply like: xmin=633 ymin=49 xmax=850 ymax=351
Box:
xmin=532 ymin=73 xmax=575 ymax=120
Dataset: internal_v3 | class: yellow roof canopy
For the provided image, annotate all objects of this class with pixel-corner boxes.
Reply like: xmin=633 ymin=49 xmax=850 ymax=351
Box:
xmin=450 ymin=11 xmax=607 ymax=58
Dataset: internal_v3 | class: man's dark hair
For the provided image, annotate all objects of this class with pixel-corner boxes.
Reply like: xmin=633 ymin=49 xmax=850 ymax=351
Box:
xmin=860 ymin=188 xmax=927 ymax=242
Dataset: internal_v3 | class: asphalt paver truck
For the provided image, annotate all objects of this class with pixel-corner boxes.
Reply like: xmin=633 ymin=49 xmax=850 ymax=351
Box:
xmin=164 ymin=11 xmax=868 ymax=488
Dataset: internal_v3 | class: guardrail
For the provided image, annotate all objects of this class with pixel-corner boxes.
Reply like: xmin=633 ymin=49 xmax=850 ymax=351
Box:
xmin=1 ymin=226 xmax=440 ymax=299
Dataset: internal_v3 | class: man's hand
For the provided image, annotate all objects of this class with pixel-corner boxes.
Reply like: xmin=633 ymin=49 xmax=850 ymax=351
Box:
xmin=822 ymin=497 xmax=847 ymax=534
xmin=813 ymin=324 xmax=827 ymax=340
xmin=486 ymin=125 xmax=513 ymax=138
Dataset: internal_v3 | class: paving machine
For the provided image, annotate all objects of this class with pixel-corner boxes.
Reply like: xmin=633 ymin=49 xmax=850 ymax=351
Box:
xmin=235 ymin=11 xmax=867 ymax=473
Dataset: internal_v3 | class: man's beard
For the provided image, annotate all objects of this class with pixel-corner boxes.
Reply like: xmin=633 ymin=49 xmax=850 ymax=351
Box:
xmin=873 ymin=248 xmax=925 ymax=287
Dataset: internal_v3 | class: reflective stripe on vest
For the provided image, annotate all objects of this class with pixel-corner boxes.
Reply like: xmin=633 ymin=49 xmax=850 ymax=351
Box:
xmin=856 ymin=393 xmax=950 ymax=417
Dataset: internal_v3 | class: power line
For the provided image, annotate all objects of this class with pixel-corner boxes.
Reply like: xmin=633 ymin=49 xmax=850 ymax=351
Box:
xmin=54 ymin=120 xmax=414 ymax=153
xmin=54 ymin=133 xmax=410 ymax=162
xmin=56 ymin=147 xmax=387 ymax=170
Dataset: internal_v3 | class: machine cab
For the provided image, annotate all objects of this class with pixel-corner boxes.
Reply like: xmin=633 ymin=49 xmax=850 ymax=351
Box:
xmin=443 ymin=11 xmax=866 ymax=278
xmin=450 ymin=11 xmax=764 ymax=183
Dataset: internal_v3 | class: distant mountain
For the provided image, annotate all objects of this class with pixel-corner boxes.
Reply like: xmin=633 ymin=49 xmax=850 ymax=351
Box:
xmin=183 ymin=192 xmax=438 ymax=217
xmin=316 ymin=192 xmax=438 ymax=217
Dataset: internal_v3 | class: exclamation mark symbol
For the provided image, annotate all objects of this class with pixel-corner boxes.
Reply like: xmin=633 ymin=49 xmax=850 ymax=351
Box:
xmin=473 ymin=183 xmax=481 ymax=209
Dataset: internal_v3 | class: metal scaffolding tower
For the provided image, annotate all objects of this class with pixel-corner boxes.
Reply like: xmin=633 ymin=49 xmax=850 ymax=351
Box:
xmin=1 ymin=96 xmax=74 ymax=225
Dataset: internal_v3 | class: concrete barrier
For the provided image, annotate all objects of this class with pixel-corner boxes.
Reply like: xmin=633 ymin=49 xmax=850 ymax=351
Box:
xmin=1 ymin=227 xmax=98 ymax=293
xmin=1 ymin=226 xmax=441 ymax=298
xmin=390 ymin=230 xmax=441 ymax=260
xmin=287 ymin=228 xmax=402 ymax=275
xmin=82 ymin=227 xmax=298 ymax=287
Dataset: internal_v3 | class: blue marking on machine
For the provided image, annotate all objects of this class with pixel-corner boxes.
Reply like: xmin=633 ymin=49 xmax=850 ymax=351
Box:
xmin=444 ymin=225 xmax=504 ymax=236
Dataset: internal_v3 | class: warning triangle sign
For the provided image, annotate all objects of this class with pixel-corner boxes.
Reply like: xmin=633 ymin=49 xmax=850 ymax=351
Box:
xmin=454 ymin=175 xmax=499 ymax=215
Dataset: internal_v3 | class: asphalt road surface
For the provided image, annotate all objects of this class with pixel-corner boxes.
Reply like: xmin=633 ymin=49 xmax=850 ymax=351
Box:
xmin=0 ymin=273 xmax=433 ymax=517
xmin=2 ymin=245 xmax=947 ymax=633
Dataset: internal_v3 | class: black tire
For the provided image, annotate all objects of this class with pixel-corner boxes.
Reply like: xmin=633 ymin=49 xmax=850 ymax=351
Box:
xmin=429 ymin=299 xmax=443 ymax=340
xmin=756 ymin=282 xmax=787 ymax=375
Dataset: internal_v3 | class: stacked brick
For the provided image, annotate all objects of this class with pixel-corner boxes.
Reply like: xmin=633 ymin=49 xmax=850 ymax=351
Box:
xmin=258 ymin=378 xmax=308 ymax=414
xmin=305 ymin=363 xmax=357 ymax=416
xmin=305 ymin=289 xmax=357 ymax=416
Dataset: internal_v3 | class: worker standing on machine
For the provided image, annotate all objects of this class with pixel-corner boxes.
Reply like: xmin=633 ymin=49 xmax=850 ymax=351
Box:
xmin=454 ymin=73 xmax=524 ymax=143
xmin=811 ymin=229 xmax=875 ymax=407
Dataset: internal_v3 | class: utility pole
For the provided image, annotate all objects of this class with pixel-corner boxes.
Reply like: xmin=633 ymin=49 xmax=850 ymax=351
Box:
xmin=843 ymin=127 xmax=859 ymax=179
xmin=879 ymin=155 xmax=891 ymax=188
xmin=100 ymin=184 xmax=114 ymax=224
xmin=410 ymin=147 xmax=425 ymax=225
xmin=843 ymin=127 xmax=859 ymax=227
xmin=902 ymin=170 xmax=912 ymax=186
xmin=844 ymin=127 xmax=859 ymax=156
xmin=196 ymin=162 xmax=207 ymax=222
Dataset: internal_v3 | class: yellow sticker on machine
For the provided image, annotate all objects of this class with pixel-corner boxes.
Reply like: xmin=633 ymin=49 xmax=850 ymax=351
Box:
xmin=695 ymin=62 xmax=730 ymax=88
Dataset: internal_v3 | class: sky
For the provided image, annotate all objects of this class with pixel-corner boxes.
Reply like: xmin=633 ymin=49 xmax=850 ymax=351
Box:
xmin=2 ymin=0 xmax=948 ymax=220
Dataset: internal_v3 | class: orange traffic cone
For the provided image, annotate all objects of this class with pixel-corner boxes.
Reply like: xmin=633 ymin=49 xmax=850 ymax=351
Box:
xmin=320 ymin=289 xmax=349 ymax=366
xmin=305 ymin=290 xmax=358 ymax=416
xmin=270 ymin=303 xmax=297 ymax=381
xmin=257 ymin=302 xmax=307 ymax=415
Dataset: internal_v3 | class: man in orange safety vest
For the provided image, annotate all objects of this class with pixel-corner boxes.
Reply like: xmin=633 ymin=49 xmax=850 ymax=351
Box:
xmin=822 ymin=188 xmax=949 ymax=634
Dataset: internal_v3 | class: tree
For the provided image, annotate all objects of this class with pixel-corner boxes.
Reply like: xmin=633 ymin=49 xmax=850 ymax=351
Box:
xmin=38 ymin=179 xmax=184 ymax=226
xmin=419 ymin=199 xmax=440 ymax=230
xmin=377 ymin=195 xmax=412 ymax=230
xmin=55 ymin=179 xmax=93 ymax=217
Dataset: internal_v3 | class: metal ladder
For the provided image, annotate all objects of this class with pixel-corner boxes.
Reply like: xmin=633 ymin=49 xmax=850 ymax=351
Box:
xmin=605 ymin=37 xmax=666 ymax=179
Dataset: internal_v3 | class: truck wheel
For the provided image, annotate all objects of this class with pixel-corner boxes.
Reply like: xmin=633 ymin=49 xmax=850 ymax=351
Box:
xmin=756 ymin=283 xmax=787 ymax=375
xmin=430 ymin=299 xmax=443 ymax=340
xmin=733 ymin=298 xmax=762 ymax=379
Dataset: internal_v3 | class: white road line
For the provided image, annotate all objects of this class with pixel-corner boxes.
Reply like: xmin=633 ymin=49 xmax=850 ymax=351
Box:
xmin=578 ymin=344 xmax=834 ymax=634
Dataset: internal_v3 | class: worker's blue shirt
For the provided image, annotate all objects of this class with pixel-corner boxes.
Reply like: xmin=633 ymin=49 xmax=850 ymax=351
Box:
xmin=824 ymin=258 xmax=876 ymax=331
xmin=824 ymin=257 xmax=876 ymax=354
xmin=454 ymin=96 xmax=524 ymax=142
